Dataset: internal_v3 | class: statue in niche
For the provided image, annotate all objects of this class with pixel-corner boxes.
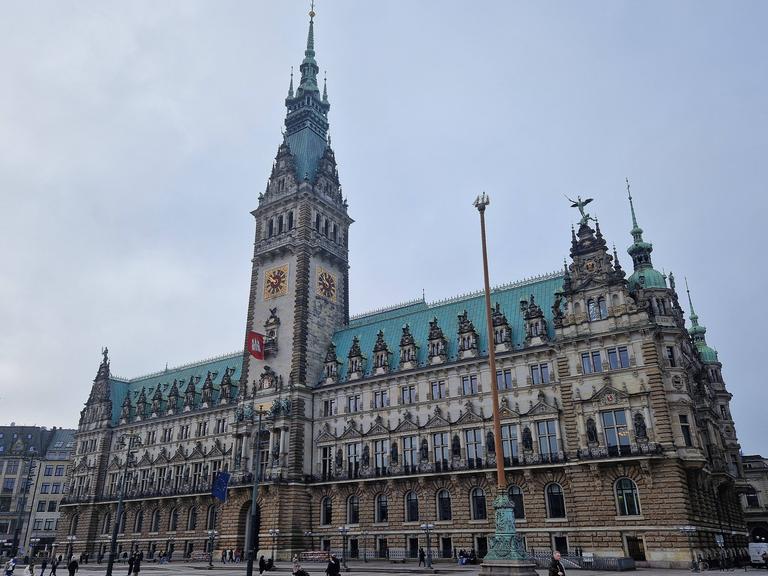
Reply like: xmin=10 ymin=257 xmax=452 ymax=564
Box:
xmin=634 ymin=413 xmax=648 ymax=439
xmin=452 ymin=434 xmax=461 ymax=458
xmin=486 ymin=431 xmax=495 ymax=455
xmin=522 ymin=427 xmax=533 ymax=451
xmin=420 ymin=438 xmax=429 ymax=462
xmin=586 ymin=418 xmax=598 ymax=444
xmin=362 ymin=445 xmax=370 ymax=468
xmin=335 ymin=448 xmax=343 ymax=469
xmin=390 ymin=441 xmax=399 ymax=464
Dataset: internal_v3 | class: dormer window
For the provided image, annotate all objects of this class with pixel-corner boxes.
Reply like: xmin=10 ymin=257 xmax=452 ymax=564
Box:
xmin=278 ymin=178 xmax=285 ymax=192
xmin=587 ymin=297 xmax=608 ymax=321
xmin=332 ymin=223 xmax=338 ymax=242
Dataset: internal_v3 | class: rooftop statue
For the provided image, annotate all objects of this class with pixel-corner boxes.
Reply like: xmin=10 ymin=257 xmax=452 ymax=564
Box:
xmin=565 ymin=195 xmax=595 ymax=226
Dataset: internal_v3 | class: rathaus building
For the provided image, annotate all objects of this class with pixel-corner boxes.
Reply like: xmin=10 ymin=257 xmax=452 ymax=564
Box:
xmin=58 ymin=11 xmax=748 ymax=568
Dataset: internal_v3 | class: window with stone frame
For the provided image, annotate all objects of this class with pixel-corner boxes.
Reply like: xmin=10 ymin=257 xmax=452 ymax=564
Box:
xmin=530 ymin=363 xmax=550 ymax=385
xmin=347 ymin=495 xmax=360 ymax=524
xmin=347 ymin=394 xmax=361 ymax=413
xmin=373 ymin=439 xmax=389 ymax=473
xmin=581 ymin=351 xmax=603 ymax=374
xmin=508 ymin=485 xmax=525 ymax=519
xmin=102 ymin=513 xmax=112 ymax=534
xmin=187 ymin=507 xmax=197 ymax=530
xmin=545 ymin=483 xmax=566 ymax=518
xmin=373 ymin=390 xmax=389 ymax=409
xmin=501 ymin=424 xmax=519 ymax=464
xmin=437 ymin=489 xmax=452 ymax=521
xmin=150 ymin=509 xmax=160 ymax=532
xmin=607 ymin=346 xmax=630 ymax=370
xmin=615 ymin=478 xmax=641 ymax=516
xmin=602 ymin=410 xmax=630 ymax=454
xmin=536 ymin=420 xmax=559 ymax=457
xmin=133 ymin=510 xmax=144 ymax=533
xmin=462 ymin=374 xmax=478 ymax=395
xmin=403 ymin=436 xmax=418 ymax=471
xmin=465 ymin=429 xmax=483 ymax=467
xmin=346 ymin=443 xmax=361 ymax=479
xmin=433 ymin=433 xmax=449 ymax=470
xmin=375 ymin=494 xmax=388 ymax=523
xmin=321 ymin=446 xmax=333 ymax=480
xmin=322 ymin=398 xmax=336 ymax=417
xmin=430 ymin=380 xmax=447 ymax=400
xmin=745 ymin=491 xmax=760 ymax=509
xmin=470 ymin=487 xmax=487 ymax=520
xmin=679 ymin=414 xmax=693 ymax=447
xmin=206 ymin=505 xmax=216 ymax=530
xmin=168 ymin=508 xmax=178 ymax=532
xmin=405 ymin=491 xmax=419 ymax=522
xmin=321 ymin=497 xmax=333 ymax=525
xmin=401 ymin=385 xmax=416 ymax=405
xmin=496 ymin=369 xmax=513 ymax=390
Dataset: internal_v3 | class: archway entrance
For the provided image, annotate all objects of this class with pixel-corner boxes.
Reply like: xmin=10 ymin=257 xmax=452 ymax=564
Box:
xmin=238 ymin=500 xmax=261 ymax=559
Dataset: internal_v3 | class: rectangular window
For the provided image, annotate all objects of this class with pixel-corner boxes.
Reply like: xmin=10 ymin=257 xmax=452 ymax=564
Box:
xmin=746 ymin=493 xmax=760 ymax=508
xmin=465 ymin=429 xmax=483 ymax=467
xmin=215 ymin=419 xmax=227 ymax=434
xmin=7 ymin=461 xmax=18 ymax=475
xmin=537 ymin=420 xmax=559 ymax=457
xmin=679 ymin=414 xmax=693 ymax=447
xmin=322 ymin=398 xmax=336 ymax=417
xmin=373 ymin=390 xmax=389 ymax=409
xmin=602 ymin=410 xmax=630 ymax=454
xmin=373 ymin=439 xmax=389 ymax=473
xmin=51 ymin=483 xmax=61 ymax=494
xmin=501 ymin=424 xmax=519 ymax=463
xmin=401 ymin=385 xmax=416 ymax=405
xmin=321 ymin=447 xmax=333 ymax=479
xmin=581 ymin=351 xmax=603 ymax=374
xmin=531 ymin=364 xmax=550 ymax=385
xmin=48 ymin=501 xmax=57 ymax=512
xmin=433 ymin=433 xmax=449 ymax=470
xmin=346 ymin=443 xmax=361 ymax=479
xmin=44 ymin=465 xmax=53 ymax=476
xmin=462 ymin=374 xmax=478 ymax=395
xmin=38 ymin=482 xmax=48 ymax=494
xmin=403 ymin=436 xmax=418 ymax=470
xmin=666 ymin=346 xmax=676 ymax=368
xmin=347 ymin=394 xmax=361 ymax=413
xmin=33 ymin=520 xmax=42 ymax=531
xmin=44 ymin=520 xmax=54 ymax=531
xmin=37 ymin=501 xmax=46 ymax=512
xmin=607 ymin=346 xmax=630 ymax=370
xmin=430 ymin=380 xmax=446 ymax=399
xmin=496 ymin=369 xmax=513 ymax=390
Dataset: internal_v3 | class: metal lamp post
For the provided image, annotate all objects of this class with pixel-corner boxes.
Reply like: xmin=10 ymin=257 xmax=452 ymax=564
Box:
xmin=337 ymin=526 xmax=350 ymax=572
xmin=206 ymin=530 xmax=219 ymax=569
xmin=420 ymin=523 xmax=434 ymax=568
xmin=268 ymin=528 xmax=280 ymax=561
xmin=474 ymin=193 xmax=537 ymax=576
xmin=360 ymin=530 xmax=368 ymax=563
xmin=246 ymin=406 xmax=267 ymax=576
xmin=166 ymin=536 xmax=175 ymax=561
xmin=105 ymin=433 xmax=142 ymax=576
xmin=29 ymin=537 xmax=40 ymax=558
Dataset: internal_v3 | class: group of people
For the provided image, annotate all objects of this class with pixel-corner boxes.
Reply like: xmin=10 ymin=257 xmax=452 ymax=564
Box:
xmin=125 ymin=552 xmax=143 ymax=575
xmin=220 ymin=549 xmax=243 ymax=563
xmin=257 ymin=555 xmax=275 ymax=574
xmin=456 ymin=548 xmax=478 ymax=565
xmin=3 ymin=556 xmax=78 ymax=576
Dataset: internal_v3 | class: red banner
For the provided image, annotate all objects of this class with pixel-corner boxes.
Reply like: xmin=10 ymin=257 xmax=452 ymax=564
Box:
xmin=247 ymin=331 xmax=265 ymax=360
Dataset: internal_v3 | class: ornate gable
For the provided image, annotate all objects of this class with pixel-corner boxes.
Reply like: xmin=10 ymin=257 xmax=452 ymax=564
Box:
xmin=424 ymin=406 xmax=450 ymax=429
xmin=137 ymin=451 xmax=152 ymax=467
xmin=499 ymin=397 xmax=521 ymax=419
xmin=107 ymin=456 xmax=122 ymax=472
xmin=189 ymin=442 xmax=205 ymax=460
xmin=393 ymin=411 xmax=419 ymax=433
xmin=315 ymin=427 xmax=337 ymax=444
xmin=587 ymin=384 xmax=630 ymax=406
xmin=367 ymin=416 xmax=390 ymax=437
xmin=154 ymin=448 xmax=169 ymax=465
xmin=170 ymin=445 xmax=187 ymax=463
xmin=455 ymin=400 xmax=485 ymax=425
xmin=339 ymin=419 xmax=363 ymax=440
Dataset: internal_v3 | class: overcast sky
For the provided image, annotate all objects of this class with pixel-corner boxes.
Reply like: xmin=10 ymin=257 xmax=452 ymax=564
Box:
xmin=1 ymin=1 xmax=765 ymax=453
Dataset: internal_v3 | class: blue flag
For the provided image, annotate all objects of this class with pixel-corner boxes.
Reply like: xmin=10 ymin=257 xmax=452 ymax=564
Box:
xmin=212 ymin=471 xmax=230 ymax=502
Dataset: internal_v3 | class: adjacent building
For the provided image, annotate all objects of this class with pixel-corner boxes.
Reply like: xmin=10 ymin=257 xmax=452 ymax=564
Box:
xmin=742 ymin=455 xmax=768 ymax=544
xmin=0 ymin=425 xmax=75 ymax=559
xmin=57 ymin=9 xmax=750 ymax=569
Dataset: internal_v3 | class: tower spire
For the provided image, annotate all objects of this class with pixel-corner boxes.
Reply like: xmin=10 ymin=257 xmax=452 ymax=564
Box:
xmin=685 ymin=277 xmax=700 ymax=327
xmin=322 ymin=70 xmax=328 ymax=102
xmin=298 ymin=2 xmax=319 ymax=93
xmin=627 ymin=177 xmax=642 ymax=239
xmin=684 ymin=277 xmax=719 ymax=363
xmin=287 ymin=66 xmax=294 ymax=98
xmin=625 ymin=178 xmax=666 ymax=290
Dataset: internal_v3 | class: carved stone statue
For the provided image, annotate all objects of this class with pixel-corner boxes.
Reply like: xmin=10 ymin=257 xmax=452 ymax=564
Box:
xmin=390 ymin=441 xmax=399 ymax=464
xmin=522 ymin=427 xmax=533 ymax=451
xmin=362 ymin=445 xmax=370 ymax=468
xmin=452 ymin=434 xmax=461 ymax=458
xmin=634 ymin=413 xmax=648 ymax=439
xmin=586 ymin=418 xmax=598 ymax=444
xmin=486 ymin=431 xmax=495 ymax=455
xmin=335 ymin=448 xmax=343 ymax=469
xmin=420 ymin=438 xmax=429 ymax=462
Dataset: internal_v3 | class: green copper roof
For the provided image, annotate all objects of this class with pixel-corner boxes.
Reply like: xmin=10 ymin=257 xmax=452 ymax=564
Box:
xmin=109 ymin=352 xmax=242 ymax=425
xmin=685 ymin=279 xmax=719 ymax=364
xmin=625 ymin=179 xmax=666 ymax=290
xmin=330 ymin=273 xmax=564 ymax=382
xmin=627 ymin=267 xmax=667 ymax=290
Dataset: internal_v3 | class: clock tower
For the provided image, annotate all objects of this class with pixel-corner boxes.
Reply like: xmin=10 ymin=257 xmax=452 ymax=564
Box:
xmin=238 ymin=7 xmax=351 ymax=483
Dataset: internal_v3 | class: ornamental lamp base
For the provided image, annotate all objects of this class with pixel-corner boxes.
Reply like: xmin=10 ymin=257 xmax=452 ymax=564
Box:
xmin=479 ymin=559 xmax=539 ymax=576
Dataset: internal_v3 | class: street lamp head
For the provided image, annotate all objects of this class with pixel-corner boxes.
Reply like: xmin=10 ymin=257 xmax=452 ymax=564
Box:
xmin=473 ymin=192 xmax=490 ymax=212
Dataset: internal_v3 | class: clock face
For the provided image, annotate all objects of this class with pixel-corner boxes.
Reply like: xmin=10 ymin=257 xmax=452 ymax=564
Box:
xmin=317 ymin=268 xmax=337 ymax=301
xmin=263 ymin=265 xmax=289 ymax=300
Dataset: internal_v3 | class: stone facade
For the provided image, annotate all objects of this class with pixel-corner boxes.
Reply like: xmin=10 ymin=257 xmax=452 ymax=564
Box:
xmin=56 ymin=9 xmax=749 ymax=570
xmin=742 ymin=455 xmax=768 ymax=543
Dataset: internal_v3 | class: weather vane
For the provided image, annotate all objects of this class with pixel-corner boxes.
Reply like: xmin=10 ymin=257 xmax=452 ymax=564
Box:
xmin=310 ymin=0 xmax=315 ymax=18
xmin=565 ymin=194 xmax=595 ymax=227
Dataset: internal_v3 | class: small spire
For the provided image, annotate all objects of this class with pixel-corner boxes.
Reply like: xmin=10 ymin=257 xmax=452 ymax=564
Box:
xmin=685 ymin=277 xmax=698 ymax=324
xmin=612 ymin=244 xmax=623 ymax=271
xmin=288 ymin=66 xmax=294 ymax=98
xmin=626 ymin=177 xmax=643 ymax=240
xmin=322 ymin=70 xmax=328 ymax=102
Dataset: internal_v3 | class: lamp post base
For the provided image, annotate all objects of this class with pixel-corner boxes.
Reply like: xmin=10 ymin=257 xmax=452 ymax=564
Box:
xmin=479 ymin=559 xmax=539 ymax=576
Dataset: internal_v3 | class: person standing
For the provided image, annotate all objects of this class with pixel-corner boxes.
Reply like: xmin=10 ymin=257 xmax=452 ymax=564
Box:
xmin=23 ymin=563 xmax=33 ymax=576
xmin=66 ymin=557 xmax=78 ymax=576
xmin=49 ymin=558 xmax=58 ymax=576
xmin=549 ymin=551 xmax=565 ymax=576
xmin=258 ymin=555 xmax=266 ymax=575
xmin=418 ymin=547 xmax=425 ymax=567
xmin=39 ymin=559 xmax=47 ymax=576
xmin=127 ymin=554 xmax=134 ymax=575
xmin=132 ymin=555 xmax=141 ymax=576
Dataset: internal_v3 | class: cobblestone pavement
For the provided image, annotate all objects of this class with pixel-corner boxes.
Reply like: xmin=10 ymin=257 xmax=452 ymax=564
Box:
xmin=61 ymin=559 xmax=768 ymax=576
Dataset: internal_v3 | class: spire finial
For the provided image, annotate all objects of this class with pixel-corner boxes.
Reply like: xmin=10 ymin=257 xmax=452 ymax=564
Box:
xmin=322 ymin=70 xmax=328 ymax=102
xmin=685 ymin=277 xmax=696 ymax=317
xmin=310 ymin=0 xmax=315 ymax=20
xmin=627 ymin=177 xmax=640 ymax=232
xmin=288 ymin=66 xmax=294 ymax=98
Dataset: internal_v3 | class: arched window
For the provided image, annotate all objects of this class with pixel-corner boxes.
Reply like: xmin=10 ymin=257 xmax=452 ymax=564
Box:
xmin=375 ymin=494 xmax=388 ymax=523
xmin=133 ymin=510 xmax=144 ymax=533
xmin=545 ymin=483 xmax=566 ymax=519
xmin=598 ymin=297 xmax=608 ymax=319
xmin=117 ymin=511 xmax=126 ymax=534
xmin=206 ymin=505 xmax=216 ymax=530
xmin=347 ymin=495 xmax=359 ymax=524
xmin=437 ymin=489 xmax=452 ymax=521
xmin=287 ymin=211 xmax=294 ymax=230
xmin=187 ymin=507 xmax=197 ymax=531
xmin=101 ymin=513 xmax=111 ymax=535
xmin=405 ymin=491 xmax=419 ymax=522
xmin=168 ymin=508 xmax=178 ymax=532
xmin=150 ymin=509 xmax=160 ymax=532
xmin=321 ymin=497 xmax=332 ymax=526
xmin=315 ymin=214 xmax=321 ymax=232
xmin=587 ymin=299 xmax=599 ymax=321
xmin=615 ymin=478 xmax=641 ymax=516
xmin=508 ymin=485 xmax=525 ymax=519
xmin=69 ymin=514 xmax=79 ymax=536
xmin=277 ymin=215 xmax=284 ymax=234
xmin=470 ymin=487 xmax=487 ymax=520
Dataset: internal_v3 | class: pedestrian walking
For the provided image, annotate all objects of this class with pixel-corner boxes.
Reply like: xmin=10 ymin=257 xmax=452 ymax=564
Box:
xmin=39 ymin=559 xmax=47 ymax=576
xmin=325 ymin=554 xmax=340 ymax=576
xmin=49 ymin=559 xmax=58 ymax=576
xmin=549 ymin=551 xmax=565 ymax=576
xmin=127 ymin=554 xmax=134 ymax=575
xmin=259 ymin=555 xmax=266 ymax=575
xmin=418 ymin=547 xmax=425 ymax=567
xmin=22 ymin=564 xmax=33 ymax=576
xmin=66 ymin=557 xmax=78 ymax=576
xmin=4 ymin=558 xmax=16 ymax=576
xmin=132 ymin=555 xmax=141 ymax=575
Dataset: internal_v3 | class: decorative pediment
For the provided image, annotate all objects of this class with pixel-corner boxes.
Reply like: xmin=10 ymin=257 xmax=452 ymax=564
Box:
xmin=315 ymin=429 xmax=337 ymax=444
xmin=74 ymin=459 xmax=89 ymax=473
xmin=499 ymin=397 xmax=520 ymax=419
xmin=393 ymin=412 xmax=419 ymax=433
xmin=189 ymin=442 xmax=205 ymax=460
xmin=137 ymin=451 xmax=152 ymax=467
xmin=154 ymin=448 xmax=169 ymax=464
xmin=424 ymin=406 xmax=450 ymax=429
xmin=207 ymin=442 xmax=224 ymax=458
xmin=367 ymin=416 xmax=390 ymax=437
xmin=339 ymin=419 xmax=362 ymax=440
xmin=170 ymin=445 xmax=187 ymax=463
xmin=456 ymin=407 xmax=485 ymax=425
xmin=526 ymin=400 xmax=559 ymax=416
xmin=107 ymin=456 xmax=122 ymax=472
xmin=587 ymin=384 xmax=630 ymax=406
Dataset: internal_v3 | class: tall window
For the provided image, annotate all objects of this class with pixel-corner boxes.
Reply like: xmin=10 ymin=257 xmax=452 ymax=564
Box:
xmin=321 ymin=497 xmax=332 ymax=526
xmin=437 ymin=489 xmax=452 ymax=521
xmin=465 ymin=429 xmax=483 ymax=467
xmin=102 ymin=513 xmax=112 ymax=535
xmin=545 ymin=483 xmax=566 ymax=518
xmin=168 ymin=508 xmax=178 ymax=532
xmin=588 ymin=298 xmax=608 ymax=321
xmin=133 ymin=511 xmax=144 ymax=533
xmin=602 ymin=410 xmax=630 ymax=454
xmin=375 ymin=494 xmax=388 ymax=523
xmin=501 ymin=424 xmax=518 ymax=464
xmin=462 ymin=375 xmax=478 ymax=395
xmin=150 ymin=509 xmax=160 ymax=532
xmin=347 ymin=496 xmax=359 ymax=524
xmin=322 ymin=399 xmax=336 ymax=417
xmin=665 ymin=346 xmax=676 ymax=368
xmin=401 ymin=385 xmax=416 ymax=405
xmin=433 ymin=433 xmax=449 ymax=470
xmin=581 ymin=351 xmax=602 ymax=374
xmin=405 ymin=491 xmax=419 ymax=522
xmin=373 ymin=440 xmax=389 ymax=473
xmin=373 ymin=390 xmax=388 ymax=409
xmin=531 ymin=364 xmax=550 ymax=385
xmin=607 ymin=346 xmax=630 ymax=370
xmin=496 ymin=369 xmax=513 ymax=390
xmin=118 ymin=512 xmax=126 ymax=534
xmin=321 ymin=447 xmax=333 ymax=479
xmin=206 ymin=505 xmax=216 ymax=530
xmin=187 ymin=508 xmax=197 ymax=531
xmin=403 ymin=436 xmax=418 ymax=470
xmin=470 ymin=488 xmax=487 ymax=520
xmin=287 ymin=211 xmax=294 ymax=230
xmin=347 ymin=395 xmax=361 ymax=413
xmin=508 ymin=485 xmax=525 ymax=519
xmin=431 ymin=381 xmax=447 ymax=399
xmin=537 ymin=420 xmax=558 ymax=457
xmin=615 ymin=478 xmax=641 ymax=516
xmin=346 ymin=443 xmax=361 ymax=478
xmin=679 ymin=415 xmax=693 ymax=447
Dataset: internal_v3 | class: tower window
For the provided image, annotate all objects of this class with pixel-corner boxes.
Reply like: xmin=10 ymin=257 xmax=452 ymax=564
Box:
xmin=267 ymin=219 xmax=274 ymax=238
xmin=278 ymin=215 xmax=284 ymax=234
xmin=679 ymin=414 xmax=693 ymax=447
xmin=315 ymin=214 xmax=321 ymax=232
xmin=288 ymin=211 xmax=294 ymax=230
xmin=332 ymin=223 xmax=337 ymax=242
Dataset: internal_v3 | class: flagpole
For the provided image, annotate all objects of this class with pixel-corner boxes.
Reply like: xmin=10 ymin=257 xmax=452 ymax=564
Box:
xmin=246 ymin=407 xmax=264 ymax=576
